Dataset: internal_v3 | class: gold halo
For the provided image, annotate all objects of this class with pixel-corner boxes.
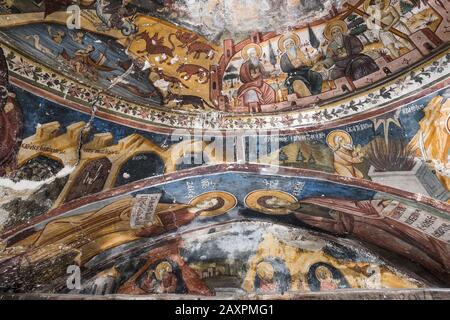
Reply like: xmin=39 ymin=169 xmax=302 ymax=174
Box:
xmin=244 ymin=190 xmax=298 ymax=216
xmin=241 ymin=43 xmax=263 ymax=60
xmin=315 ymin=265 xmax=333 ymax=281
xmin=256 ymin=262 xmax=275 ymax=281
xmin=324 ymin=20 xmax=349 ymax=41
xmin=190 ymin=191 xmax=237 ymax=218
xmin=155 ymin=261 xmax=172 ymax=281
xmin=326 ymin=130 xmax=353 ymax=151
xmin=278 ymin=33 xmax=301 ymax=53
xmin=363 ymin=0 xmax=391 ymax=11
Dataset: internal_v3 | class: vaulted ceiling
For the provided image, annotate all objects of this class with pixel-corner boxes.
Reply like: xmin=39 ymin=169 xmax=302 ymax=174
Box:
xmin=0 ymin=0 xmax=449 ymax=300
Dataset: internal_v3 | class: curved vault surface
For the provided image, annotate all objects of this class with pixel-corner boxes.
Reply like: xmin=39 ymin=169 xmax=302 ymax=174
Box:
xmin=0 ymin=0 xmax=449 ymax=299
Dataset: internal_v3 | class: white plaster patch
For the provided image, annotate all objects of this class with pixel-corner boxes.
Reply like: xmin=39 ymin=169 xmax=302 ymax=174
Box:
xmin=0 ymin=207 xmax=9 ymax=229
xmin=0 ymin=165 xmax=75 ymax=208
xmin=173 ymin=0 xmax=343 ymax=41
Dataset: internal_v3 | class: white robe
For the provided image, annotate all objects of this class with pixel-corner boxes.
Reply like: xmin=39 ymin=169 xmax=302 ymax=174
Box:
xmin=366 ymin=6 xmax=411 ymax=48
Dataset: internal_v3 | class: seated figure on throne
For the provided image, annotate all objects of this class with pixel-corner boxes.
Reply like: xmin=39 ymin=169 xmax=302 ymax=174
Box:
xmin=237 ymin=44 xmax=276 ymax=112
xmin=318 ymin=20 xmax=379 ymax=81
xmin=279 ymin=33 xmax=323 ymax=97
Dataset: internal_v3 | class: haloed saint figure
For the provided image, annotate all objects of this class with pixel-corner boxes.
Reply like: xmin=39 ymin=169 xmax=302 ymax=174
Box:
xmin=254 ymin=259 xmax=291 ymax=294
xmin=139 ymin=261 xmax=182 ymax=294
xmin=307 ymin=263 xmax=350 ymax=292
xmin=320 ymin=20 xmax=379 ymax=81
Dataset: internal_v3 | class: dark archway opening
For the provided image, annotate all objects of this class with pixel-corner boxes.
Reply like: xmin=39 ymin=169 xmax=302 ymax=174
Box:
xmin=65 ymin=157 xmax=112 ymax=203
xmin=115 ymin=152 xmax=165 ymax=187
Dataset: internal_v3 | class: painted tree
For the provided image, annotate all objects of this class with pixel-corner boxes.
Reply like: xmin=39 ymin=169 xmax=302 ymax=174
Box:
xmin=268 ymin=41 xmax=277 ymax=70
xmin=400 ymin=1 xmax=415 ymax=17
xmin=279 ymin=150 xmax=288 ymax=164
xmin=347 ymin=14 xmax=370 ymax=43
xmin=296 ymin=149 xmax=305 ymax=162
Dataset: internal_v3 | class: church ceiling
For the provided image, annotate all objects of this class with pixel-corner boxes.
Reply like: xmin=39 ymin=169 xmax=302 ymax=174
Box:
xmin=0 ymin=0 xmax=449 ymax=300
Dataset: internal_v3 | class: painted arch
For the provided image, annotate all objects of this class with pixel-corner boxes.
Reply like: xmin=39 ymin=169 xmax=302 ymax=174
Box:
xmin=0 ymin=0 xmax=449 ymax=300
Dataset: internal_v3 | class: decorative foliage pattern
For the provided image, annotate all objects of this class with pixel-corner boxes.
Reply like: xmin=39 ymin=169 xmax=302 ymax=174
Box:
xmin=5 ymin=45 xmax=450 ymax=130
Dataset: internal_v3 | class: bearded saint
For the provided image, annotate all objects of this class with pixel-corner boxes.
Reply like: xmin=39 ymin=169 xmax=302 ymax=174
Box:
xmin=280 ymin=36 xmax=323 ymax=96
xmin=238 ymin=46 xmax=276 ymax=109
xmin=322 ymin=21 xmax=379 ymax=81
xmin=327 ymin=131 xmax=365 ymax=179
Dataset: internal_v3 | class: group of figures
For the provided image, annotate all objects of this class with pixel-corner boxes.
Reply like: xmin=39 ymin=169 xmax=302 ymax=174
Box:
xmin=0 ymin=0 xmax=446 ymax=114
xmin=223 ymin=0 xmax=444 ymax=112
xmin=0 ymin=0 xmax=449 ymax=300
xmin=238 ymin=19 xmax=381 ymax=106
xmin=1 ymin=170 xmax=449 ymax=296
xmin=119 ymin=258 xmax=350 ymax=295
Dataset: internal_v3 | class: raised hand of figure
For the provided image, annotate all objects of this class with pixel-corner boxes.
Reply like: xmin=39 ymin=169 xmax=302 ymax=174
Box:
xmin=312 ymin=62 xmax=325 ymax=71
xmin=353 ymin=145 xmax=365 ymax=160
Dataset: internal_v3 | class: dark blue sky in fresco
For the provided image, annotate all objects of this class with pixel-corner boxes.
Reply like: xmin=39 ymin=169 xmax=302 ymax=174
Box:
xmin=13 ymin=86 xmax=174 ymax=148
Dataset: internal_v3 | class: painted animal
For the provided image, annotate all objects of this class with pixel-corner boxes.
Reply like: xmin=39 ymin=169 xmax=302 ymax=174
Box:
xmin=111 ymin=81 xmax=160 ymax=99
xmin=95 ymin=0 xmax=137 ymax=36
xmin=176 ymin=64 xmax=210 ymax=83
xmin=25 ymin=35 xmax=54 ymax=55
xmin=152 ymin=67 xmax=189 ymax=89
xmin=186 ymin=41 xmax=216 ymax=60
xmin=70 ymin=31 xmax=85 ymax=44
xmin=135 ymin=32 xmax=175 ymax=58
xmin=171 ymin=30 xmax=199 ymax=48
xmin=47 ymin=26 xmax=65 ymax=44
xmin=165 ymin=92 xmax=214 ymax=110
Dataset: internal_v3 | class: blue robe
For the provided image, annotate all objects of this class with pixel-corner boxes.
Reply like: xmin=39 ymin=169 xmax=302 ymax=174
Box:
xmin=280 ymin=54 xmax=323 ymax=95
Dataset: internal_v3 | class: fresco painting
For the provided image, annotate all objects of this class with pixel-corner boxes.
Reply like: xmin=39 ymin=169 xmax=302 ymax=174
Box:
xmin=254 ymin=87 xmax=450 ymax=201
xmin=0 ymin=0 xmax=448 ymax=116
xmin=0 ymin=0 xmax=449 ymax=300
xmin=1 ymin=171 xmax=449 ymax=296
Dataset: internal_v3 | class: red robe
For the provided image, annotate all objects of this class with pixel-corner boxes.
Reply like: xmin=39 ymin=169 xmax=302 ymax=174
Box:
xmin=238 ymin=61 xmax=276 ymax=105
xmin=0 ymin=95 xmax=22 ymax=176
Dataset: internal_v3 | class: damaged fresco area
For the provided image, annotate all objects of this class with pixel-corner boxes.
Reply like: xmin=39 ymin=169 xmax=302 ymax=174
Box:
xmin=0 ymin=1 xmax=342 ymax=43
xmin=0 ymin=0 xmax=448 ymax=116
xmin=0 ymin=0 xmax=449 ymax=300
xmin=1 ymin=172 xmax=449 ymax=296
xmin=0 ymin=60 xmax=448 ymax=212
xmin=0 ymin=73 xmax=448 ymax=235
xmin=154 ymin=0 xmax=341 ymax=42
xmin=0 ymin=86 xmax=204 ymax=231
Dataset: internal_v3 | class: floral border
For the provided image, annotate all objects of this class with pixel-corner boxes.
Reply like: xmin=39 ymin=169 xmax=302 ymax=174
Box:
xmin=3 ymin=44 xmax=450 ymax=131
